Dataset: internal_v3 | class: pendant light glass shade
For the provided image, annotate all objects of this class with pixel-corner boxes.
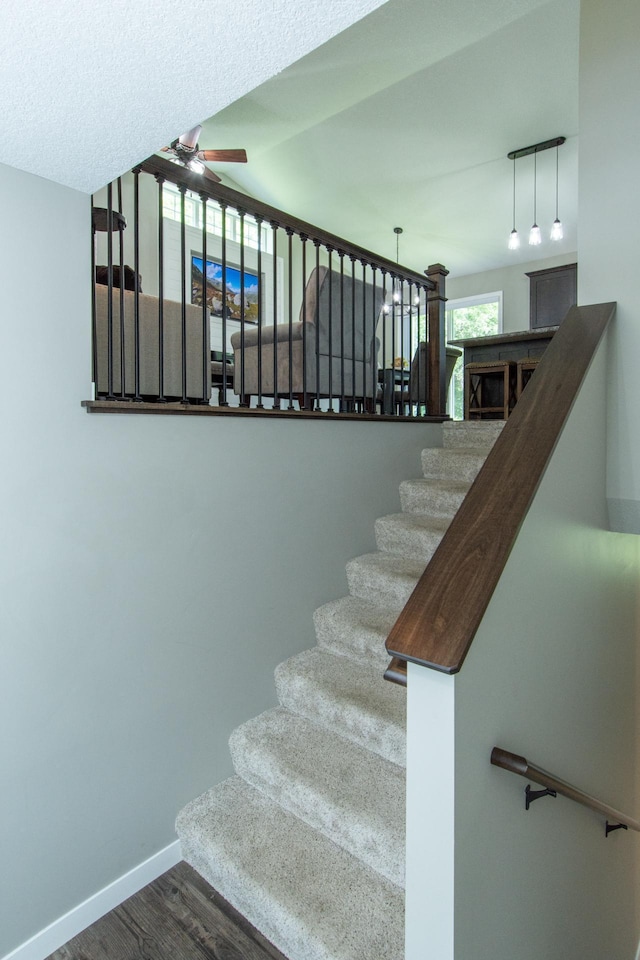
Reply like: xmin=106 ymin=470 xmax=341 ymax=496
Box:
xmin=528 ymin=151 xmax=540 ymax=246
xmin=529 ymin=224 xmax=542 ymax=245
xmin=508 ymin=157 xmax=519 ymax=250
xmin=550 ymin=146 xmax=563 ymax=241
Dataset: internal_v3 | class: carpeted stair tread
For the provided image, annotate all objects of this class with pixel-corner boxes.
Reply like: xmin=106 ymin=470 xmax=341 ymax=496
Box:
xmin=229 ymin=707 xmax=405 ymax=887
xmin=346 ymin=552 xmax=426 ymax=606
xmin=177 ymin=776 xmax=404 ymax=960
xmin=314 ymin=596 xmax=400 ymax=668
xmin=421 ymin=446 xmax=488 ymax=483
xmin=442 ymin=419 xmax=505 ymax=449
xmin=375 ymin=512 xmax=450 ymax=561
xmin=275 ymin=647 xmax=405 ymax=766
xmin=399 ymin=477 xmax=470 ymax=517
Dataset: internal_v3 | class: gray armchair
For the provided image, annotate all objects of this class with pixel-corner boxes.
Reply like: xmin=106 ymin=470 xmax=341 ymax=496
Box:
xmin=231 ymin=265 xmax=383 ymax=407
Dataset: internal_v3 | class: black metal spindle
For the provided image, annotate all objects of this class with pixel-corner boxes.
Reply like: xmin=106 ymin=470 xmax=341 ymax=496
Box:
xmin=271 ymin=221 xmax=279 ymax=409
xmin=287 ymin=228 xmax=294 ymax=409
xmin=362 ymin=261 xmax=368 ymax=413
xmin=380 ymin=270 xmax=387 ymax=415
xmin=399 ymin=280 xmax=406 ymax=416
xmin=255 ymin=215 xmax=264 ymax=408
xmin=90 ymin=194 xmax=97 ymax=395
xmin=179 ymin=183 xmax=188 ymax=403
xmin=156 ymin=175 xmax=166 ymax=402
xmin=301 ymin=235 xmax=308 ymax=409
xmin=133 ymin=169 xmax=142 ymax=401
xmin=339 ymin=251 xmax=345 ymax=408
xmin=370 ymin=266 xmax=378 ymax=414
xmin=117 ymin=178 xmax=126 ymax=399
xmin=106 ymin=182 xmax=115 ymax=399
xmin=418 ymin=285 xmax=426 ymax=417
xmin=391 ymin=273 xmax=397 ymax=415
xmin=200 ymin=192 xmax=210 ymax=404
xmin=239 ymin=209 xmax=247 ymax=406
xmin=327 ymin=246 xmax=333 ymax=411
xmin=350 ymin=256 xmax=356 ymax=411
xmin=220 ymin=201 xmax=228 ymax=404
xmin=314 ymin=240 xmax=321 ymax=412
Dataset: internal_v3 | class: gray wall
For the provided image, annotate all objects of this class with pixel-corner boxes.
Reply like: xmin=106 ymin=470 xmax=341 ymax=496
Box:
xmin=447 ymin=251 xmax=578 ymax=334
xmin=0 ymin=160 xmax=441 ymax=956
xmin=406 ymin=339 xmax=639 ymax=959
xmin=579 ymin=0 xmax=640 ymax=535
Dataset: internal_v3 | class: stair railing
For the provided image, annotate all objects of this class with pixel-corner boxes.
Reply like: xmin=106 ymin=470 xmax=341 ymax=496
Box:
xmin=385 ymin=301 xmax=616 ymax=682
xmin=88 ymin=154 xmax=449 ymax=419
xmin=491 ymin=747 xmax=640 ymax=837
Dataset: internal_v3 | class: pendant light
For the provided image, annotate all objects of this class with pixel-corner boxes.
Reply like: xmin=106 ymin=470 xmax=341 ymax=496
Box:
xmin=529 ymin=150 xmax=541 ymax=246
xmin=508 ymin=157 xmax=520 ymax=249
xmin=550 ymin=144 xmax=563 ymax=241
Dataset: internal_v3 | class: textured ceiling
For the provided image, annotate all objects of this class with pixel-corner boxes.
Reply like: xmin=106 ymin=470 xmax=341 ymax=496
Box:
xmin=202 ymin=0 xmax=580 ymax=277
xmin=0 ymin=0 xmax=388 ymax=194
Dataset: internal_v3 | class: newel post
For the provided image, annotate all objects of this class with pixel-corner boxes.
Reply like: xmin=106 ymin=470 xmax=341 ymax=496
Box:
xmin=425 ymin=263 xmax=449 ymax=417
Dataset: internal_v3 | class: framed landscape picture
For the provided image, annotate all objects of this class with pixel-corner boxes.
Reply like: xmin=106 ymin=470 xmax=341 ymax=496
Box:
xmin=191 ymin=255 xmax=260 ymax=323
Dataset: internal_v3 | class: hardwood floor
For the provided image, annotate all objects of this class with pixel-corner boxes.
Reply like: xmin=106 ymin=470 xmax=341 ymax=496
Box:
xmin=46 ymin=861 xmax=289 ymax=960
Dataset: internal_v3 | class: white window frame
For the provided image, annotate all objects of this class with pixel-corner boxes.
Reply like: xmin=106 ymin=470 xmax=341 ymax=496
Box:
xmin=445 ymin=291 xmax=503 ymax=419
xmin=446 ymin=291 xmax=503 ymax=340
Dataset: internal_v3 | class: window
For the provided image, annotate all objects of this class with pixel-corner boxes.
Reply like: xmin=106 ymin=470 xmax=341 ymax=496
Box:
xmin=446 ymin=292 xmax=502 ymax=419
xmin=162 ymin=180 xmax=273 ymax=253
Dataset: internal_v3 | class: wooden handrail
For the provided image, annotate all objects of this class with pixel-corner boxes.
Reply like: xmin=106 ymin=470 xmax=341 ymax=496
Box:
xmin=491 ymin=747 xmax=640 ymax=832
xmin=385 ymin=301 xmax=615 ymax=676
xmin=138 ymin=154 xmax=436 ymax=291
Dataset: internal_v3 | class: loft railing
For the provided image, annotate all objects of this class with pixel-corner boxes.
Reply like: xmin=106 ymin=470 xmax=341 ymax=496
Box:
xmin=491 ymin=747 xmax=640 ymax=836
xmin=384 ymin=301 xmax=615 ymax=682
xmin=87 ymin=154 xmax=449 ymax=420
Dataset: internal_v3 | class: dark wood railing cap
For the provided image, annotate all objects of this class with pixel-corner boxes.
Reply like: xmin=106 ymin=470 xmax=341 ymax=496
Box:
xmin=385 ymin=301 xmax=615 ymax=676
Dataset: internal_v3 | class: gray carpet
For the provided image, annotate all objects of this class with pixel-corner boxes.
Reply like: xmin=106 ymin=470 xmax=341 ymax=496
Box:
xmin=176 ymin=420 xmax=503 ymax=960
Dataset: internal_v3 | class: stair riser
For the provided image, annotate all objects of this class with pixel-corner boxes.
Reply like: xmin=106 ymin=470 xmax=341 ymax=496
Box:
xmin=399 ymin=480 xmax=467 ymax=517
xmin=346 ymin=559 xmax=420 ymax=607
xmin=229 ymin=714 xmax=405 ymax=888
xmin=421 ymin=447 xmax=486 ymax=483
xmin=375 ymin=516 xmax=445 ymax=561
xmin=314 ymin=608 xmax=392 ymax=668
xmin=442 ymin=420 xmax=505 ymax=449
xmin=274 ymin=663 xmax=406 ymax=767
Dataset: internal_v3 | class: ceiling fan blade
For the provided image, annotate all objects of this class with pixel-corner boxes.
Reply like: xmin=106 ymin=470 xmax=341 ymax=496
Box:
xmin=202 ymin=165 xmax=222 ymax=183
xmin=178 ymin=125 xmax=202 ymax=150
xmin=197 ymin=149 xmax=247 ymax=163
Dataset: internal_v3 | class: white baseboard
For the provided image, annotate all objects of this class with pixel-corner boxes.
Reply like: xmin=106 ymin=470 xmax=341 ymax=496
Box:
xmin=2 ymin=840 xmax=182 ymax=960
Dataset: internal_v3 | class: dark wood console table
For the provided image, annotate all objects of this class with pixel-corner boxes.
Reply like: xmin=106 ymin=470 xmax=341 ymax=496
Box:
xmin=449 ymin=326 xmax=558 ymax=364
xmin=450 ymin=327 xmax=558 ymax=419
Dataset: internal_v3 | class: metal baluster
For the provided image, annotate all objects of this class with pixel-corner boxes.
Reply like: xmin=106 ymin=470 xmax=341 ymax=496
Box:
xmin=380 ymin=269 xmax=387 ymax=415
xmin=391 ymin=273 xmax=397 ymax=416
xmin=314 ymin=240 xmax=321 ymax=412
xmin=301 ymin=234 xmax=308 ymax=409
xmin=220 ymin=202 xmax=228 ymax=405
xmin=350 ymin=256 xmax=357 ymax=412
xmin=400 ymin=280 xmax=406 ymax=416
xmin=287 ymin=227 xmax=294 ymax=409
xmin=90 ymin=193 xmax=97 ymax=397
xmin=200 ymin=192 xmax=211 ymax=404
xmin=155 ymin=175 xmax=166 ymax=402
xmin=133 ymin=168 xmax=142 ymax=401
xmin=370 ymin=266 xmax=378 ymax=414
xmin=327 ymin=246 xmax=333 ymax=411
xmin=239 ymin=209 xmax=247 ymax=406
xmin=255 ymin=215 xmax=264 ymax=408
xmin=339 ymin=251 xmax=345 ymax=409
xmin=419 ymin=285 xmax=426 ymax=417
xmin=179 ymin=183 xmax=188 ymax=403
xmin=408 ymin=281 xmax=414 ymax=417
xmin=106 ymin=181 xmax=115 ymax=399
xmin=117 ymin=177 xmax=126 ymax=399
xmin=272 ymin=222 xmax=280 ymax=409
xmin=362 ymin=261 xmax=368 ymax=413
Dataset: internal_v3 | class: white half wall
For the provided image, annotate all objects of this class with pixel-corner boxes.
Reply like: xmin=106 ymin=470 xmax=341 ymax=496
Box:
xmin=0 ymin=160 xmax=441 ymax=958
xmin=405 ymin=338 xmax=639 ymax=959
xmin=578 ymin=0 xmax=640 ymax=534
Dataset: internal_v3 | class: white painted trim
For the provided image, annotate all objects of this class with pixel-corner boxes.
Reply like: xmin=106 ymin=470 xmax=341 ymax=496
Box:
xmin=2 ymin=840 xmax=182 ymax=960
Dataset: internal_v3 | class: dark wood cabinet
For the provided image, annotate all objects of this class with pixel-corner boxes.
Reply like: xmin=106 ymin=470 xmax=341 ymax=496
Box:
xmin=526 ymin=262 xmax=577 ymax=329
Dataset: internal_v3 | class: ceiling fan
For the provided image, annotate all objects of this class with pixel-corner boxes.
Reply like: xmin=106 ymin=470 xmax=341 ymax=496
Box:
xmin=161 ymin=125 xmax=247 ymax=183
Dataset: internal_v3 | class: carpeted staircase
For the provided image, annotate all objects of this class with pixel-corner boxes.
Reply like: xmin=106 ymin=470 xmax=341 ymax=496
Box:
xmin=176 ymin=420 xmax=504 ymax=960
